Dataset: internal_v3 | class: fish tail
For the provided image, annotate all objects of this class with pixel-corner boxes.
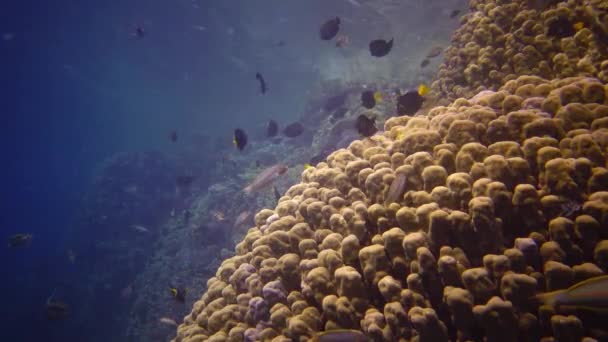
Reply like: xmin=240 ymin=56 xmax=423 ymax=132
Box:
xmin=243 ymin=186 xmax=252 ymax=194
xmin=533 ymin=290 xmax=565 ymax=306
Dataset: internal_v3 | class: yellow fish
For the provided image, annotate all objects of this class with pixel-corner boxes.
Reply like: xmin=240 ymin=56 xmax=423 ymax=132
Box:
xmin=535 ymin=275 xmax=608 ymax=312
xmin=304 ymin=163 xmax=312 ymax=169
xmin=573 ymin=22 xmax=584 ymax=31
xmin=373 ymin=91 xmax=383 ymax=102
xmin=418 ymin=83 xmax=430 ymax=96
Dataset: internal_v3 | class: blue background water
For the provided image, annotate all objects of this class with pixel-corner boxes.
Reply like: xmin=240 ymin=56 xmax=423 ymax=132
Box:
xmin=0 ymin=0 xmax=462 ymax=339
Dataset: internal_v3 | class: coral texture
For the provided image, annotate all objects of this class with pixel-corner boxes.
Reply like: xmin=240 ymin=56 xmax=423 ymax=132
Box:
xmin=174 ymin=75 xmax=608 ymax=341
xmin=433 ymin=0 xmax=608 ymax=100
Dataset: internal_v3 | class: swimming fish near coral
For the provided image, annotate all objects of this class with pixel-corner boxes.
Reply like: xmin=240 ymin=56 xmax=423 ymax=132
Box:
xmin=449 ymin=9 xmax=461 ymax=18
xmin=159 ymin=317 xmax=178 ymax=327
xmin=7 ymin=233 xmax=33 ymax=248
xmin=273 ymin=185 xmax=281 ymax=202
xmin=255 ymin=72 xmax=267 ymax=94
xmin=312 ymin=329 xmax=371 ymax=342
xmin=243 ymin=164 xmax=288 ymax=194
xmin=360 ymin=90 xmax=382 ymax=109
xmin=267 ymin=119 xmax=278 ymax=137
xmin=385 ymin=173 xmax=407 ymax=205
xmin=169 ymin=285 xmax=186 ymax=303
xmin=320 ymin=17 xmax=340 ymax=40
xmin=397 ymin=84 xmax=429 ymax=116
xmin=233 ymin=128 xmax=248 ymax=151
xmin=420 ymin=59 xmax=430 ymax=68
xmin=426 ymin=46 xmax=443 ymax=58
xmin=282 ymin=122 xmax=304 ymax=138
xmin=355 ymin=114 xmax=377 ymax=137
xmin=369 ymin=38 xmax=393 ymax=57
xmin=535 ymin=275 xmax=608 ymax=311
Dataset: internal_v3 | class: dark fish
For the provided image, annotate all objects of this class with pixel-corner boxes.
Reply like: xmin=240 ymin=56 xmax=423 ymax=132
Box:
xmin=426 ymin=46 xmax=443 ymax=58
xmin=283 ymin=122 xmax=304 ymax=138
xmin=170 ymin=285 xmax=186 ymax=303
xmin=355 ymin=115 xmax=377 ymax=137
xmin=134 ymin=25 xmax=145 ymax=38
xmin=267 ymin=120 xmax=278 ymax=137
xmin=547 ymin=17 xmax=575 ymax=38
xmin=361 ymin=90 xmax=376 ymax=109
xmin=176 ymin=175 xmax=195 ymax=188
xmin=169 ymin=131 xmax=178 ymax=142
xmin=397 ymin=90 xmax=424 ymax=115
xmin=313 ymin=329 xmax=371 ymax=342
xmin=234 ymin=128 xmax=248 ymax=150
xmin=255 ymin=72 xmax=267 ymax=94
xmin=369 ymin=38 xmax=393 ymax=57
xmin=420 ymin=59 xmax=430 ymax=68
xmin=385 ymin=173 xmax=407 ymax=205
xmin=273 ymin=186 xmax=281 ymax=202
xmin=320 ymin=17 xmax=340 ymax=40
xmin=7 ymin=233 xmax=32 ymax=248
xmin=449 ymin=9 xmax=461 ymax=18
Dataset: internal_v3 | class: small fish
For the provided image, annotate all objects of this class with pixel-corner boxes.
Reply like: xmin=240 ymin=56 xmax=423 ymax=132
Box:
xmin=46 ymin=290 xmax=69 ymax=320
xmin=547 ymin=16 xmax=576 ymax=38
xmin=312 ymin=329 xmax=371 ymax=342
xmin=131 ymin=225 xmax=150 ymax=233
xmin=133 ymin=25 xmax=145 ymax=39
xmin=426 ymin=46 xmax=443 ymax=58
xmin=7 ymin=233 xmax=32 ymax=248
xmin=169 ymin=285 xmax=186 ymax=303
xmin=385 ymin=173 xmax=407 ymax=205
xmin=273 ymin=186 xmax=281 ymax=202
xmin=267 ymin=120 xmax=278 ymax=137
xmin=369 ymin=38 xmax=393 ymax=57
xmin=169 ymin=131 xmax=178 ymax=142
xmin=355 ymin=115 xmax=378 ymax=137
xmin=234 ymin=211 xmax=252 ymax=227
xmin=276 ymin=40 xmax=286 ymax=47
xmin=255 ymin=72 xmax=267 ymax=94
xmin=397 ymin=84 xmax=428 ymax=116
xmin=449 ymin=9 xmax=461 ymax=18
xmin=320 ymin=17 xmax=340 ymax=40
xmin=211 ymin=210 xmax=225 ymax=222
xmin=243 ymin=164 xmax=289 ymax=194
xmin=283 ymin=122 xmax=304 ymax=138
xmin=233 ymin=128 xmax=248 ymax=151
xmin=535 ymin=275 xmax=608 ymax=312
xmin=67 ymin=249 xmax=76 ymax=264
xmin=304 ymin=163 xmax=312 ymax=169
xmin=335 ymin=34 xmax=350 ymax=48
xmin=176 ymin=175 xmax=195 ymax=188
xmin=420 ymin=59 xmax=430 ymax=68
xmin=159 ymin=317 xmax=178 ymax=327
xmin=573 ymin=21 xmax=584 ymax=31
xmin=361 ymin=90 xmax=376 ymax=109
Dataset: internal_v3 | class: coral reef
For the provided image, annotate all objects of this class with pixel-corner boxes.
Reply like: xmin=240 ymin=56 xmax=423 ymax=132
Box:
xmin=174 ymin=74 xmax=608 ymax=341
xmin=433 ymin=0 xmax=608 ymax=101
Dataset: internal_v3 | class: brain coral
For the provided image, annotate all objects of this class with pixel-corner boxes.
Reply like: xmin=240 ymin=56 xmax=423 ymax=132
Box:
xmin=433 ymin=0 xmax=608 ymax=100
xmin=173 ymin=75 xmax=608 ymax=341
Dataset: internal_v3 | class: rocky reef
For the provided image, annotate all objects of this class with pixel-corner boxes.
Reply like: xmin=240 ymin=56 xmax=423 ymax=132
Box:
xmin=174 ymin=1 xmax=608 ymax=341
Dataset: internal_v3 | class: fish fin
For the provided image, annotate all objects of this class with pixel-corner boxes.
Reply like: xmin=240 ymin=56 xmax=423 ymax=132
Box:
xmin=533 ymin=290 xmax=565 ymax=306
xmin=567 ymin=275 xmax=608 ymax=292
xmin=170 ymin=288 xmax=177 ymax=296
xmin=557 ymin=304 xmax=608 ymax=313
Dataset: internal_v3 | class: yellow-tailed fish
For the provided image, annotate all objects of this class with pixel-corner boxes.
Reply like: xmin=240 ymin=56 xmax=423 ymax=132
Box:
xmin=312 ymin=329 xmax=370 ymax=342
xmin=373 ymin=91 xmax=383 ymax=102
xmin=535 ymin=275 xmax=608 ymax=311
xmin=417 ymin=83 xmax=430 ymax=96
xmin=573 ymin=22 xmax=584 ymax=31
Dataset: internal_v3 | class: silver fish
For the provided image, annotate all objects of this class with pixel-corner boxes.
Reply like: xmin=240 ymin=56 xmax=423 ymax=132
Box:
xmin=385 ymin=173 xmax=407 ymax=205
xmin=243 ymin=164 xmax=288 ymax=194
xmin=159 ymin=317 xmax=178 ymax=327
xmin=131 ymin=225 xmax=150 ymax=233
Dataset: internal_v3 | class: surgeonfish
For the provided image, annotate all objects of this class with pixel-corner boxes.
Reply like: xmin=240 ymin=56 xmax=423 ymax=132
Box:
xmin=46 ymin=289 xmax=69 ymax=320
xmin=169 ymin=285 xmax=186 ymax=303
xmin=7 ymin=233 xmax=33 ymax=248
xmin=233 ymin=128 xmax=248 ymax=150
xmin=535 ymin=275 xmax=608 ymax=311
xmin=369 ymin=38 xmax=393 ymax=57
xmin=320 ymin=17 xmax=340 ymax=40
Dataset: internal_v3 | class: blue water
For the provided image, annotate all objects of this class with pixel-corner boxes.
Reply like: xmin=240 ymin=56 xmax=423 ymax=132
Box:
xmin=1 ymin=0 xmax=463 ymax=340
